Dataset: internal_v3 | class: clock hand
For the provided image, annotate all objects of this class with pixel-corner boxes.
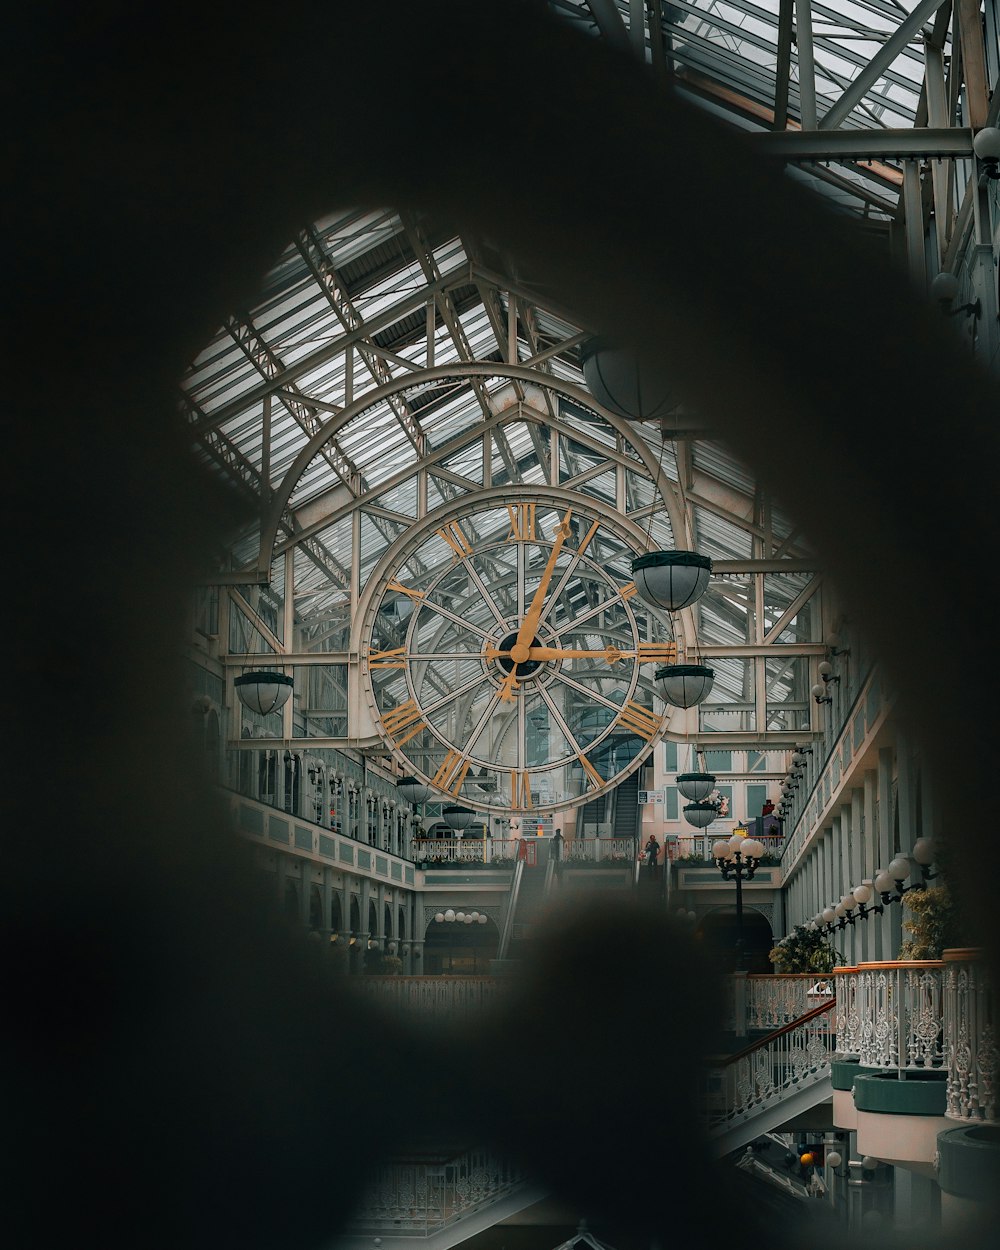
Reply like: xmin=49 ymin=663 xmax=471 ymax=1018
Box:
xmin=497 ymin=669 xmax=520 ymax=702
xmin=486 ymin=644 xmax=675 ymax=663
xmin=510 ymin=509 xmax=573 ymax=664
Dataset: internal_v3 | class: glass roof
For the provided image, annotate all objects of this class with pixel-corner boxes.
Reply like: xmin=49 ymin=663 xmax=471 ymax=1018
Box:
xmin=179 ymin=0 xmax=983 ymax=747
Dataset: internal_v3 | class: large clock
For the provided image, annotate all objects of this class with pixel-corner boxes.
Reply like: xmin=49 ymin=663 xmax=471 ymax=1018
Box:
xmin=361 ymin=488 xmax=677 ymax=814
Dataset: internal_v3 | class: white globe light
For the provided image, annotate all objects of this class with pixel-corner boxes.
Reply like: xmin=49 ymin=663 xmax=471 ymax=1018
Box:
xmin=742 ymin=839 xmax=764 ymax=859
xmin=888 ymin=856 xmax=910 ymax=881
xmin=929 ymin=271 xmax=959 ymax=303
xmin=477 ymin=914 xmax=488 ymax=924
xmin=853 ymin=884 xmax=873 ymax=904
xmin=444 ymin=909 xmax=456 ymax=922
xmin=841 ymin=893 xmax=857 ymax=910
xmin=862 ymin=1156 xmax=878 ymax=1171
xmin=822 ymin=907 xmax=836 ymax=924
xmin=912 ymin=837 xmax=935 ymax=865
xmin=972 ymin=125 xmax=1000 ymax=161
xmin=826 ymin=1151 xmax=842 ymax=1169
xmin=835 ymin=901 xmax=847 ymax=917
xmin=464 ymin=914 xmax=474 ymax=924
xmin=455 ymin=911 xmax=466 ymax=922
xmin=469 ymin=911 xmax=480 ymax=921
xmin=712 ymin=839 xmax=732 ymax=860
xmin=434 ymin=912 xmax=445 ymax=923
xmin=874 ymin=870 xmax=894 ymax=893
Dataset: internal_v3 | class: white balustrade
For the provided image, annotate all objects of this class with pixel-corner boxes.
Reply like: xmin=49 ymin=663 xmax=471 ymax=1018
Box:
xmin=943 ymin=948 xmax=998 ymax=1123
xmin=346 ymin=1147 xmax=527 ymax=1233
xmin=704 ymin=1001 xmax=837 ymax=1133
xmin=352 ymin=975 xmax=509 ymax=1023
xmin=836 ymin=961 xmax=945 ymax=1070
xmin=832 ymin=965 xmax=861 ymax=1056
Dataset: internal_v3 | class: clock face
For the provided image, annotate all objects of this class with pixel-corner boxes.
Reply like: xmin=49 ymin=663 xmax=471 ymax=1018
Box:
xmin=361 ymin=491 xmax=676 ymax=814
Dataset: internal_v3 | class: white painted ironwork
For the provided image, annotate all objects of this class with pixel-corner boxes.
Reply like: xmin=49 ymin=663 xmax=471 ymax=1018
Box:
xmin=346 ymin=1146 xmax=527 ymax=1233
xmin=833 ymin=965 xmax=862 ymax=1057
xmin=837 ymin=961 xmax=945 ymax=1070
xmin=746 ymin=974 xmax=828 ymax=1031
xmin=704 ymin=999 xmax=837 ymax=1136
xmin=943 ymin=950 xmax=999 ymax=1123
xmin=351 ymin=976 xmax=509 ymax=1023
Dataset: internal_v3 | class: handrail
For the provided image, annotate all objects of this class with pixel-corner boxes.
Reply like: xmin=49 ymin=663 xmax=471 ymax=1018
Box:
xmin=714 ymin=996 xmax=837 ymax=1066
xmin=496 ymin=858 xmax=523 ymax=959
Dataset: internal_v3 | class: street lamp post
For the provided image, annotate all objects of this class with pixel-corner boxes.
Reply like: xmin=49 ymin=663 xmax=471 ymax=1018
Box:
xmin=712 ymin=833 xmax=765 ymax=971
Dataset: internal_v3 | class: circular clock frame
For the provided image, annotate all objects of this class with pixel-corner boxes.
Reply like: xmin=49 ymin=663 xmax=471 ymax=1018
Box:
xmin=360 ymin=486 xmax=677 ymax=815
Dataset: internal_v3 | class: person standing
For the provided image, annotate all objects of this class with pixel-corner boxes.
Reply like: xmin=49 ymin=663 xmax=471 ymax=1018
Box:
xmin=644 ymin=834 xmax=660 ymax=875
xmin=551 ymin=828 xmax=564 ymax=861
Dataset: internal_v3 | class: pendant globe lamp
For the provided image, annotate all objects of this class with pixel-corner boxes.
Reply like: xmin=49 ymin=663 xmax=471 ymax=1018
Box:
xmin=580 ymin=336 xmax=678 ymax=421
xmin=234 ymin=670 xmax=294 ymax=716
xmin=443 ymin=805 xmax=475 ymax=832
xmin=656 ymin=664 xmax=715 ymax=708
xmin=631 ymin=551 xmax=713 ymax=611
xmin=683 ymin=801 xmax=720 ymax=829
xmin=396 ymin=776 xmax=432 ymax=806
xmin=676 ymin=771 xmax=716 ymax=802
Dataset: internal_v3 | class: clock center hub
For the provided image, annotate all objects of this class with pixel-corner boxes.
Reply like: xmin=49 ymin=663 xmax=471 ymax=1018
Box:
xmin=495 ymin=631 xmax=542 ymax=677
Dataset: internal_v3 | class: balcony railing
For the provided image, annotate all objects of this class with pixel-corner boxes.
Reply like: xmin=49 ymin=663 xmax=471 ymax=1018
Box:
xmin=412 ymin=836 xmax=636 ymax=865
xmin=833 ymin=952 xmax=997 ymax=1124
xmin=704 ymin=997 xmax=838 ymax=1136
xmin=345 ymin=1146 xmax=528 ymax=1234
xmin=832 ymin=961 xmax=946 ymax=1070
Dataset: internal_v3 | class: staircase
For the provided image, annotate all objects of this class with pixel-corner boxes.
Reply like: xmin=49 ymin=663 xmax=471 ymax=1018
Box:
xmin=505 ymin=839 xmax=553 ymax=961
xmin=703 ymin=997 xmax=837 ymax=1157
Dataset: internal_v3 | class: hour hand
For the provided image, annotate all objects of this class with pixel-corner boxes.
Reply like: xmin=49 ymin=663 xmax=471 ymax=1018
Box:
xmin=497 ymin=670 xmax=520 ymax=702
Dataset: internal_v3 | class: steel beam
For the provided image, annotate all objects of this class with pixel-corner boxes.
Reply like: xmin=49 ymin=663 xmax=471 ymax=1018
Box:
xmin=752 ymin=127 xmax=973 ymax=159
xmin=819 ymin=0 xmax=948 ymax=130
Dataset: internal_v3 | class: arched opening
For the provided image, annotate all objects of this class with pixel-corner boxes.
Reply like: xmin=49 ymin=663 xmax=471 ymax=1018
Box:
xmin=423 ymin=914 xmax=498 ymax=975
xmin=204 ymin=708 xmax=221 ymax=782
xmin=349 ymin=895 xmax=361 ymax=973
xmin=696 ymin=907 xmax=773 ymax=975
xmin=283 ymin=879 xmax=299 ymax=921
xmin=309 ymin=885 xmax=323 ymax=930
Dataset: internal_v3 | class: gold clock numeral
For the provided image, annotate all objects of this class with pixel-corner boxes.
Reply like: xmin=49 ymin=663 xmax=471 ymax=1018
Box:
xmin=574 ymin=517 xmax=600 ymax=557
xmin=436 ymin=521 xmax=472 ymax=558
xmin=433 ymin=749 xmax=471 ymax=797
xmin=386 ymin=579 xmax=425 ymax=600
xmin=511 ymin=770 xmax=533 ymax=809
xmin=577 ymin=754 xmax=604 ymax=791
xmin=636 ymin=643 xmax=677 ymax=663
xmin=618 ymin=700 xmax=662 ymax=740
xmin=506 ymin=503 xmax=536 ymax=542
xmin=368 ymin=646 xmax=407 ymax=669
xmin=381 ymin=699 xmax=426 ymax=747
xmin=619 ymin=581 xmax=638 ymax=601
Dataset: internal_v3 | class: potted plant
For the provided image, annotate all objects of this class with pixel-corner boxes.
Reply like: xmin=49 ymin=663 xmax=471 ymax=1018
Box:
xmin=900 ymin=883 xmax=970 ymax=959
xmin=769 ymin=924 xmax=844 ymax=973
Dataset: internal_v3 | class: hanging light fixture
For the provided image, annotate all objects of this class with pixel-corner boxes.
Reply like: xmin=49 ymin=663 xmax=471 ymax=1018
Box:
xmin=443 ymin=805 xmax=475 ymax=832
xmin=396 ymin=776 xmax=432 ymax=806
xmin=657 ymin=664 xmax=715 ymax=708
xmin=676 ymin=771 xmax=716 ymax=801
xmin=631 ymin=551 xmax=713 ymax=611
xmin=683 ymin=801 xmax=720 ymax=829
xmin=580 ymin=336 xmax=678 ymax=421
xmin=234 ymin=670 xmax=294 ymax=716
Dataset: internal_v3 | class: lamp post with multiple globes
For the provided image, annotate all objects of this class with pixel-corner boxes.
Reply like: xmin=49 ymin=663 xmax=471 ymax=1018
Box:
xmin=712 ymin=832 xmax=766 ymax=971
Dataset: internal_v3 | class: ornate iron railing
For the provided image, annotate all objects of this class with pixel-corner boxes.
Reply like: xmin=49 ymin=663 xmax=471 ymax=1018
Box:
xmin=704 ymin=997 xmax=838 ymax=1134
xmin=351 ymin=976 xmax=509 ymax=1022
xmin=942 ymin=948 xmax=998 ymax=1122
xmin=345 ymin=1147 xmax=528 ymax=1233
xmin=832 ymin=961 xmax=945 ymax=1069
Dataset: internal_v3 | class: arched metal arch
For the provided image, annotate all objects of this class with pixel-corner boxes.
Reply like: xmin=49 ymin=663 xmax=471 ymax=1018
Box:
xmin=256 ymin=362 xmax=691 ymax=581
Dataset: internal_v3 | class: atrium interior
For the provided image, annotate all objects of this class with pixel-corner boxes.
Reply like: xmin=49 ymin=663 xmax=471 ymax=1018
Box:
xmin=8 ymin=4 xmax=1000 ymax=1250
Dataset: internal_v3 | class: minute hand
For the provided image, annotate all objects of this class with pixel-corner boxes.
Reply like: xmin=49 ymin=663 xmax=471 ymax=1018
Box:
xmin=509 ymin=510 xmax=572 ymax=664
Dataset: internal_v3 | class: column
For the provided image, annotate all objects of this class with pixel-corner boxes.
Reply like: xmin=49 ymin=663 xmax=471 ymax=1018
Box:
xmin=319 ymin=867 xmax=333 ymax=941
xmin=850 ymin=788 xmax=866 ymax=962
xmin=876 ymin=747 xmax=895 ymax=960
xmin=299 ymin=861 xmax=311 ymax=929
